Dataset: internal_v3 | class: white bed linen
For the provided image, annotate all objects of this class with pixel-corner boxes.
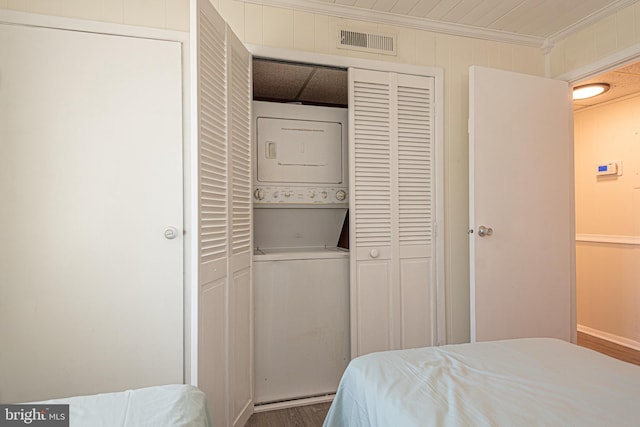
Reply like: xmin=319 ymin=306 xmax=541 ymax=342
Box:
xmin=324 ymin=338 xmax=640 ymax=427
xmin=34 ymin=384 xmax=212 ymax=427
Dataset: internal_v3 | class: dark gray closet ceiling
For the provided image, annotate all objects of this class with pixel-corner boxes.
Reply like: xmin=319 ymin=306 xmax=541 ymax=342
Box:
xmin=252 ymin=58 xmax=348 ymax=107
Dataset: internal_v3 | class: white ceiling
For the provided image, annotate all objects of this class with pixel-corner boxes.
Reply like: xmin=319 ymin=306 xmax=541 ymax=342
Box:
xmin=250 ymin=0 xmax=638 ymax=46
xmin=321 ymin=0 xmax=629 ymax=38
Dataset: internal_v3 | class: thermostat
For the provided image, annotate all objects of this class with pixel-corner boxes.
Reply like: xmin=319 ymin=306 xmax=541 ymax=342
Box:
xmin=596 ymin=161 xmax=622 ymax=176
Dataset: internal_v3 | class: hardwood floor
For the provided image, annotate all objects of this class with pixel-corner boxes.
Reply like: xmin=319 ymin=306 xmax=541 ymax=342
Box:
xmin=245 ymin=403 xmax=331 ymax=427
xmin=577 ymin=331 xmax=640 ymax=365
xmin=245 ymin=334 xmax=640 ymax=426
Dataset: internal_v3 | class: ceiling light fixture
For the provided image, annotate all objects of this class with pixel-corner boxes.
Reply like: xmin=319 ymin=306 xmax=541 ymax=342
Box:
xmin=572 ymin=83 xmax=610 ymax=100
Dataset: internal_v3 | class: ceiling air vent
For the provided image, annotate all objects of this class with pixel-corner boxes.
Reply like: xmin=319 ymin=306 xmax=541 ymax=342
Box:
xmin=337 ymin=29 xmax=397 ymax=56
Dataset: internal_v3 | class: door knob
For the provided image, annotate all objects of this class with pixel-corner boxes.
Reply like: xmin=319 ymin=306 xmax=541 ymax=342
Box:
xmin=164 ymin=226 xmax=179 ymax=240
xmin=477 ymin=225 xmax=493 ymax=237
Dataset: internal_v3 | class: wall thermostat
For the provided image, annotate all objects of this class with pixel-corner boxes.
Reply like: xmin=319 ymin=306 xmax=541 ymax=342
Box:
xmin=596 ymin=161 xmax=622 ymax=176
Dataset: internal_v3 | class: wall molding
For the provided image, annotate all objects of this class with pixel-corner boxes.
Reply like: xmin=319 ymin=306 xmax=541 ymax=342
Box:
xmin=576 ymin=234 xmax=640 ymax=245
xmin=578 ymin=324 xmax=640 ymax=352
xmin=556 ymin=41 xmax=640 ymax=82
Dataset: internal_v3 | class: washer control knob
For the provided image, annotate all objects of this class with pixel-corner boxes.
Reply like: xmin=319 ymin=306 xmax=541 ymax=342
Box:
xmin=309 ymin=191 xmax=316 ymax=199
xmin=336 ymin=190 xmax=346 ymax=201
xmin=254 ymin=188 xmax=265 ymax=200
xmin=321 ymin=191 xmax=328 ymax=199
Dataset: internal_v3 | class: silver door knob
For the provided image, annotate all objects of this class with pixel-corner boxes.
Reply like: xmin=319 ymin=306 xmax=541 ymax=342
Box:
xmin=164 ymin=226 xmax=179 ymax=240
xmin=477 ymin=225 xmax=493 ymax=237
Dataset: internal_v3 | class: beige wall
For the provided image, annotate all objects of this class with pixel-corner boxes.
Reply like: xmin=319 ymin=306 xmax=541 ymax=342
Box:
xmin=549 ymin=2 xmax=640 ymax=78
xmin=0 ymin=0 xmax=189 ymax=31
xmin=2 ymin=0 xmax=545 ymax=344
xmin=574 ymin=96 xmax=640 ymax=346
xmin=211 ymin=0 xmax=545 ymax=343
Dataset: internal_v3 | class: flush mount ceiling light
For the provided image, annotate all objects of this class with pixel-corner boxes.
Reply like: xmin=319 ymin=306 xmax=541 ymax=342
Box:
xmin=572 ymin=83 xmax=610 ymax=100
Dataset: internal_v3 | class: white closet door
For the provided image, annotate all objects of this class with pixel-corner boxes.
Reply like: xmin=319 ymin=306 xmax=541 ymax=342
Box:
xmin=194 ymin=1 xmax=229 ymax=426
xmin=194 ymin=2 xmax=253 ymax=426
xmin=349 ymin=68 xmax=394 ymax=357
xmin=1 ymin=22 xmax=183 ymax=402
xmin=397 ymin=74 xmax=436 ymax=349
xmin=227 ymin=29 xmax=253 ymax=427
xmin=349 ymin=68 xmax=436 ymax=357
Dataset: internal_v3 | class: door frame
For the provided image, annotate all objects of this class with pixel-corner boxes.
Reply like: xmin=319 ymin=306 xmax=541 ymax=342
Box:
xmin=555 ymin=43 xmax=640 ymax=85
xmin=552 ymin=41 xmax=640 ymax=347
xmin=247 ymin=44 xmax=446 ymax=346
xmin=0 ymin=9 xmax=196 ymax=384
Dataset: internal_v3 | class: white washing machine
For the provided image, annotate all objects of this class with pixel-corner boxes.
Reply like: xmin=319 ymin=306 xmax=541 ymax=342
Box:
xmin=253 ymin=247 xmax=350 ymax=404
xmin=251 ymin=101 xmax=350 ymax=404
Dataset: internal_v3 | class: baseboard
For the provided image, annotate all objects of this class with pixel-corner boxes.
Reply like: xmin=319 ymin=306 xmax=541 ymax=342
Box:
xmin=577 ymin=324 xmax=640 ymax=352
xmin=233 ymin=399 xmax=253 ymax=427
xmin=253 ymin=394 xmax=335 ymax=413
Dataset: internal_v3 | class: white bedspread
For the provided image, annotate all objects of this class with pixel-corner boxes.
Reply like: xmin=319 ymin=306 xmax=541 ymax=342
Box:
xmin=324 ymin=338 xmax=640 ymax=427
xmin=35 ymin=384 xmax=212 ymax=427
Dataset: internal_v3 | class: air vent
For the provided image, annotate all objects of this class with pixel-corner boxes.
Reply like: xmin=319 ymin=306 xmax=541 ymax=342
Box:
xmin=337 ymin=29 xmax=397 ymax=56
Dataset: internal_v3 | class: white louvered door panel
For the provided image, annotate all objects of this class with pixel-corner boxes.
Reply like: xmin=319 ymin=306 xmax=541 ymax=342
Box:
xmin=397 ymin=74 xmax=435 ymax=350
xmin=227 ymin=30 xmax=253 ymax=427
xmin=198 ymin=0 xmax=228 ymax=285
xmin=195 ymin=1 xmax=228 ymax=426
xmin=349 ymin=68 xmax=394 ymax=357
xmin=350 ymin=68 xmax=437 ymax=357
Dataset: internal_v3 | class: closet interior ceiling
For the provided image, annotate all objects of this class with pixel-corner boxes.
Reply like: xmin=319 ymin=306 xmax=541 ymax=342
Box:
xmin=252 ymin=58 xmax=348 ymax=107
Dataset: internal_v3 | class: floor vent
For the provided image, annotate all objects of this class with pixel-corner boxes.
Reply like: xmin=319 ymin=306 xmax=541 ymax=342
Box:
xmin=337 ymin=29 xmax=397 ymax=56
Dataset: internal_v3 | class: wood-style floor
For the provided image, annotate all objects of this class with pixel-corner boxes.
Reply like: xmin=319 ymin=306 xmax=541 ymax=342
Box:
xmin=577 ymin=331 xmax=640 ymax=365
xmin=245 ymin=333 xmax=640 ymax=427
xmin=245 ymin=402 xmax=331 ymax=427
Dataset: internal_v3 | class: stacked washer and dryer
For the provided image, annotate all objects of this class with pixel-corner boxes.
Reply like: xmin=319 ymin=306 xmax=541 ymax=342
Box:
xmin=252 ymin=101 xmax=350 ymax=405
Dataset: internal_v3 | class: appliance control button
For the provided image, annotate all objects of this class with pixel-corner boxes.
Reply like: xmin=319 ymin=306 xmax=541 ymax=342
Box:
xmin=321 ymin=191 xmax=328 ymax=199
xmin=309 ymin=191 xmax=316 ymax=199
xmin=273 ymin=191 xmax=279 ymax=198
xmin=335 ymin=190 xmax=346 ymax=201
xmin=254 ymin=188 xmax=265 ymax=200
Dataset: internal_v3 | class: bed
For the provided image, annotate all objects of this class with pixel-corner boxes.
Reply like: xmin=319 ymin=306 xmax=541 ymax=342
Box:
xmin=33 ymin=384 xmax=212 ymax=427
xmin=324 ymin=338 xmax=640 ymax=426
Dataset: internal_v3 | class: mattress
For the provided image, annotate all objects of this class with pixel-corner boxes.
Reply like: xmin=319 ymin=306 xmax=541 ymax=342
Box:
xmin=324 ymin=338 xmax=640 ymax=426
xmin=33 ymin=384 xmax=212 ymax=427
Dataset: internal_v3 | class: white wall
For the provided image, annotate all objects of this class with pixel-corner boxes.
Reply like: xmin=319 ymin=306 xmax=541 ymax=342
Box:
xmin=1 ymin=0 xmax=545 ymax=344
xmin=210 ymin=0 xmax=545 ymax=343
xmin=0 ymin=0 xmax=189 ymax=31
xmin=574 ymin=95 xmax=640 ymax=348
xmin=549 ymin=2 xmax=640 ymax=78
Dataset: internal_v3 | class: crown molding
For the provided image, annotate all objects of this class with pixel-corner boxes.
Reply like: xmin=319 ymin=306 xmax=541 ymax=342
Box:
xmin=547 ymin=0 xmax=637 ymax=45
xmin=242 ymin=0 xmax=545 ymax=48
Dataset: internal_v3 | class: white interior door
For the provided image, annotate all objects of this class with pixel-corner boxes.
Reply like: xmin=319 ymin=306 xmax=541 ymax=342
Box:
xmin=0 ymin=23 xmax=184 ymax=402
xmin=469 ymin=66 xmax=575 ymax=343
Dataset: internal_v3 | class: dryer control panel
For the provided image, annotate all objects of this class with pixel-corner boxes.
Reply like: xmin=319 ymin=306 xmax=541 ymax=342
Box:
xmin=253 ymin=186 xmax=348 ymax=205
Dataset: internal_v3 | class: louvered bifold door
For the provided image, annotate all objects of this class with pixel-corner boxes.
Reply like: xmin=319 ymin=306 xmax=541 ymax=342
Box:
xmin=397 ymin=74 xmax=436 ymax=349
xmin=226 ymin=29 xmax=253 ymax=427
xmin=195 ymin=1 xmax=228 ymax=426
xmin=349 ymin=68 xmax=394 ymax=357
